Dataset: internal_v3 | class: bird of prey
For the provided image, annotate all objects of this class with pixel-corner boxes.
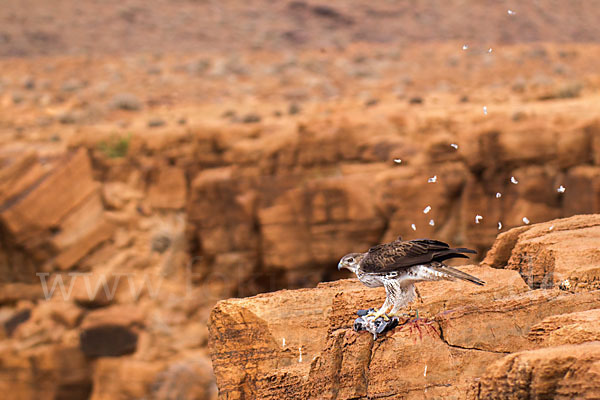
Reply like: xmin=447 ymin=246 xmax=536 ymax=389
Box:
xmin=338 ymin=237 xmax=483 ymax=321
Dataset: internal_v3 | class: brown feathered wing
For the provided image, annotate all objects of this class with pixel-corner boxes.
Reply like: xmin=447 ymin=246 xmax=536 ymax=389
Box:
xmin=360 ymin=238 xmax=477 ymax=275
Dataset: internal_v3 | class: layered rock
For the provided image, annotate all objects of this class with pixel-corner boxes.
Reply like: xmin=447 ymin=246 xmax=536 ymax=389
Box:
xmin=3 ymin=104 xmax=600 ymax=400
xmin=209 ymin=215 xmax=600 ymax=399
xmin=179 ymin=112 xmax=600 ymax=292
xmin=0 ymin=147 xmax=216 ymax=399
xmin=483 ymin=214 xmax=600 ymax=290
xmin=0 ymin=148 xmax=114 ymax=282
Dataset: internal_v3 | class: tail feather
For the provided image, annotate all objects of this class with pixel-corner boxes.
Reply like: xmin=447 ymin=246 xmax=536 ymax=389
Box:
xmin=434 ymin=247 xmax=477 ymax=263
xmin=455 ymin=247 xmax=477 ymax=254
xmin=432 ymin=264 xmax=485 ymax=286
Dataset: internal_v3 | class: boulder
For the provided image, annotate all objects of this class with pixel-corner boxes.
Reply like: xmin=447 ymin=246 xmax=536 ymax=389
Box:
xmin=209 ymin=216 xmax=600 ymax=399
xmin=1 ymin=149 xmax=97 ymax=241
xmin=0 ymin=149 xmax=114 ymax=281
xmin=79 ymin=305 xmax=144 ymax=357
xmin=483 ymin=214 xmax=600 ymax=290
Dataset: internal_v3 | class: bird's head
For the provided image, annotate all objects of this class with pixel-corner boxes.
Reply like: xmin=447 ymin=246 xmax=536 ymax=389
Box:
xmin=337 ymin=253 xmax=364 ymax=273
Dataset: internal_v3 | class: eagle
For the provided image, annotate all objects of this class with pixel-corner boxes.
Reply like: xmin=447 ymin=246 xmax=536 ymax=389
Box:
xmin=338 ymin=237 xmax=483 ymax=321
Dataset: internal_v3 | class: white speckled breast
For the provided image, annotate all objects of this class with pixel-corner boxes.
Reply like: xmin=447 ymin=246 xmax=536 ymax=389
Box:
xmin=356 ymin=270 xmax=385 ymax=288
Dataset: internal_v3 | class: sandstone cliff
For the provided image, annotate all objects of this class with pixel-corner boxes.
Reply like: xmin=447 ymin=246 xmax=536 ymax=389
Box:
xmin=2 ymin=30 xmax=600 ymax=399
xmin=73 ymin=97 xmax=600 ymax=295
xmin=209 ymin=215 xmax=600 ymax=399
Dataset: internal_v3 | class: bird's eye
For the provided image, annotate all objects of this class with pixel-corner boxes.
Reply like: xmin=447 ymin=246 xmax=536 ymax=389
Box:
xmin=347 ymin=257 xmax=355 ymax=263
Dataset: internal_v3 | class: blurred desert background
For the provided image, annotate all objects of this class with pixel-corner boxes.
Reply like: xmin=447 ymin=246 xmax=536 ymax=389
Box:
xmin=2 ymin=1 xmax=600 ymax=399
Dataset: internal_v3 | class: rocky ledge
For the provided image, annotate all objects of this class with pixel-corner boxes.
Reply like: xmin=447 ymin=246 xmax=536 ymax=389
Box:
xmin=209 ymin=214 xmax=600 ymax=399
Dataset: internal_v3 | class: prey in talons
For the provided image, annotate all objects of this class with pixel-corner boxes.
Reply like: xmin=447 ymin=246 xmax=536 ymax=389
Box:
xmin=339 ymin=237 xmax=483 ymax=337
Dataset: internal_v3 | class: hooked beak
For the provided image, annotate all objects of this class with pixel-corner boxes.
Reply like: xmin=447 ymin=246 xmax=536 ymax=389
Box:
xmin=337 ymin=261 xmax=343 ymax=270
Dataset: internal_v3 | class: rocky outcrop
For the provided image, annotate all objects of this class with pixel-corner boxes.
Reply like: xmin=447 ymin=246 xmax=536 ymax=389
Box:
xmin=4 ymin=43 xmax=600 ymax=298
xmin=121 ymin=108 xmax=600 ymax=294
xmin=0 ymin=148 xmax=114 ymax=282
xmin=483 ymin=214 xmax=600 ymax=290
xmin=209 ymin=215 xmax=600 ymax=399
xmin=3 ymin=92 xmax=600 ymax=400
xmin=79 ymin=305 xmax=143 ymax=357
xmin=0 ymin=146 xmax=215 ymax=399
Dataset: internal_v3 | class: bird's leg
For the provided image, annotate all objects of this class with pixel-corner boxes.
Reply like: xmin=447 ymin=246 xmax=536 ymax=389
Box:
xmin=402 ymin=287 xmax=423 ymax=318
xmin=387 ymin=284 xmax=420 ymax=320
xmin=387 ymin=302 xmax=420 ymax=321
xmin=366 ymin=298 xmax=391 ymax=321
xmin=387 ymin=303 xmax=409 ymax=319
xmin=369 ymin=308 xmax=390 ymax=321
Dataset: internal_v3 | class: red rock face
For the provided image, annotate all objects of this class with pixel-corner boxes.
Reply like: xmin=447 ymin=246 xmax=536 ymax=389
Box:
xmin=209 ymin=215 xmax=600 ymax=399
xmin=182 ymin=115 xmax=600 ymax=291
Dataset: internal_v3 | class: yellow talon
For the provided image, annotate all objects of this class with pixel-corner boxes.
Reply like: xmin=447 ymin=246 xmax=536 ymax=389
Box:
xmin=366 ymin=309 xmax=390 ymax=321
